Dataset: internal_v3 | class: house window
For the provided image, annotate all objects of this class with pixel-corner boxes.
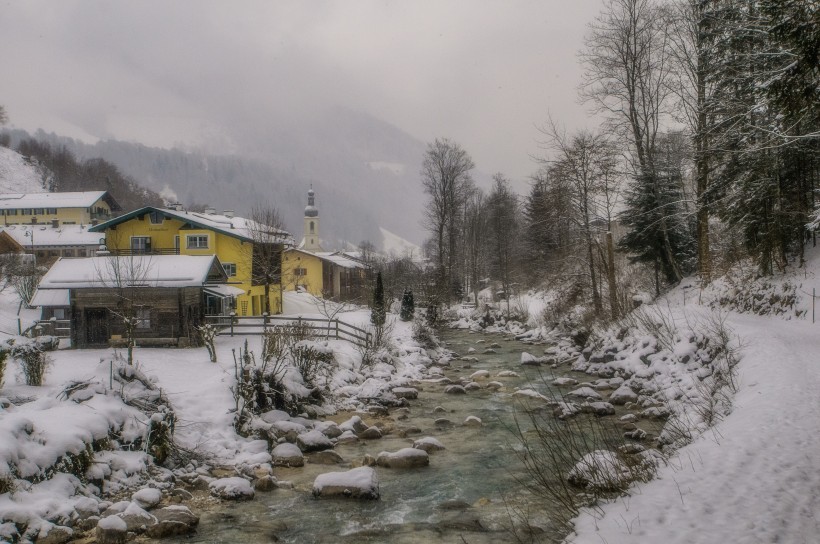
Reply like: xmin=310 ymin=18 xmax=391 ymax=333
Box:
xmin=295 ymin=267 xmax=307 ymax=277
xmin=53 ymin=308 xmax=66 ymax=320
xmin=6 ymin=209 xmax=16 ymax=216
xmin=21 ymin=208 xmax=32 ymax=215
xmin=186 ymin=235 xmax=208 ymax=249
xmin=47 ymin=208 xmax=57 ymax=214
xmin=222 ymin=263 xmax=237 ymax=277
xmin=135 ymin=308 xmax=151 ymax=329
xmin=149 ymin=211 xmax=164 ymax=224
xmin=63 ymin=249 xmax=74 ymax=257
xmin=131 ymin=236 xmax=151 ymax=254
xmin=33 ymin=208 xmax=44 ymax=215
xmin=240 ymin=300 xmax=248 ymax=316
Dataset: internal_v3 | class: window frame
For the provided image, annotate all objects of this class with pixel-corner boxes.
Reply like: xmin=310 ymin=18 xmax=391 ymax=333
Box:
xmin=186 ymin=234 xmax=209 ymax=250
xmin=130 ymin=236 xmax=152 ymax=254
xmin=135 ymin=307 xmax=151 ymax=329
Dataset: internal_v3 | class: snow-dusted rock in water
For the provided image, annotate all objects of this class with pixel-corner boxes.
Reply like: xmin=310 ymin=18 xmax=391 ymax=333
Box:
xmin=392 ymin=387 xmax=419 ymax=399
xmin=209 ymin=477 xmax=255 ymax=500
xmin=131 ymin=488 xmax=162 ymax=510
xmin=567 ymin=386 xmax=602 ymax=401
xmin=145 ymin=506 xmax=199 ymax=538
xmin=581 ymin=401 xmax=616 ymax=416
xmin=272 ymin=443 xmax=305 ymax=467
xmin=552 ymin=377 xmax=578 ymax=387
xmin=469 ymin=370 xmax=490 ymax=380
xmin=312 ymin=466 xmax=380 ymax=500
xmin=358 ymin=426 xmax=383 ymax=439
xmin=35 ymin=523 xmax=73 ymax=544
xmin=96 ymin=515 xmax=128 ymax=544
xmin=444 ymin=385 xmax=467 ymax=395
xmin=463 ymin=415 xmax=482 ymax=427
xmin=464 ymin=382 xmax=482 ymax=391
xmin=496 ymin=370 xmax=519 ymax=378
xmin=296 ymin=429 xmax=334 ymax=452
xmin=552 ymin=401 xmax=581 ymax=419
xmin=315 ymin=421 xmax=342 ymax=438
xmin=336 ymin=430 xmax=359 ymax=444
xmin=520 ymin=352 xmax=541 ymax=365
xmin=485 ymin=381 xmax=504 ymax=391
xmin=376 ymin=447 xmax=430 ymax=468
xmin=339 ymin=415 xmax=369 ymax=434
xmin=308 ymin=450 xmax=344 ymax=465
xmin=512 ymin=388 xmax=549 ymax=402
xmin=413 ymin=436 xmax=446 ymax=453
xmin=567 ymin=450 xmax=631 ymax=491
xmin=609 ymin=384 xmax=638 ymax=405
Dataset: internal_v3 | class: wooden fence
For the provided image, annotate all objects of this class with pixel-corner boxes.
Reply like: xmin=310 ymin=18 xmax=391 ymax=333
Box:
xmin=204 ymin=314 xmax=372 ymax=348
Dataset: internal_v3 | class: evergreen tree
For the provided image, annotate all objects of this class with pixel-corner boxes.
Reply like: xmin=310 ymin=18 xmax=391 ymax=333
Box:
xmin=400 ymin=288 xmax=415 ymax=321
xmin=371 ymin=271 xmax=386 ymax=327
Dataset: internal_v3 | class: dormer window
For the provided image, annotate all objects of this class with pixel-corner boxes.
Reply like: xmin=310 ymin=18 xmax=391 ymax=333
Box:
xmin=149 ymin=211 xmax=164 ymax=225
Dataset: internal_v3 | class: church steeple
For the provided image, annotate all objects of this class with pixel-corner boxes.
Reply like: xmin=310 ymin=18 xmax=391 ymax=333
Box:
xmin=303 ymin=187 xmax=321 ymax=251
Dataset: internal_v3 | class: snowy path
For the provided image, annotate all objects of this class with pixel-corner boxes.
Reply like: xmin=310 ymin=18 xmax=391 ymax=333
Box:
xmin=571 ymin=313 xmax=820 ymax=544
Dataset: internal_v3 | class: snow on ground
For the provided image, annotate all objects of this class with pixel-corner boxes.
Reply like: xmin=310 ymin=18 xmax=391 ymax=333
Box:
xmin=569 ymin=311 xmax=820 ymax=544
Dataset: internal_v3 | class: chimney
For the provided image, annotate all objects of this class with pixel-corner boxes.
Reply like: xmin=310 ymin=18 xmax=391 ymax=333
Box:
xmin=51 ymin=219 xmax=59 ymax=229
xmin=205 ymin=206 xmax=216 ymax=215
xmin=223 ymin=210 xmax=234 ymax=218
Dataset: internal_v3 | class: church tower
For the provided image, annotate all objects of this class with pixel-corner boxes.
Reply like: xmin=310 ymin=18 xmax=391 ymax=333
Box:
xmin=302 ymin=188 xmax=322 ymax=251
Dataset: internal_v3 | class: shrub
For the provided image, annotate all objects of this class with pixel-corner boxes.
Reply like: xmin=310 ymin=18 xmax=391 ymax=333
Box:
xmin=400 ymin=288 xmax=415 ymax=321
xmin=197 ymin=323 xmax=218 ymax=362
xmin=412 ymin=321 xmax=438 ymax=350
xmin=290 ymin=340 xmax=333 ymax=388
xmin=0 ymin=344 xmax=8 ymax=390
xmin=11 ymin=341 xmax=50 ymax=386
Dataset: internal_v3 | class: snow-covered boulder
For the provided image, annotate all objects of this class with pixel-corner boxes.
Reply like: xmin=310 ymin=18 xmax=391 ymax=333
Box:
xmin=581 ymin=402 xmax=616 ymax=416
xmin=609 ymin=384 xmax=638 ymax=405
xmin=392 ymin=387 xmax=419 ymax=400
xmin=312 ymin=466 xmax=380 ymax=500
xmin=470 ymin=370 xmax=490 ymax=380
xmin=208 ymin=477 xmax=255 ymax=500
xmin=463 ymin=415 xmax=482 ymax=427
xmin=376 ymin=447 xmax=430 ymax=469
xmin=358 ymin=426 xmax=383 ymax=439
xmin=339 ymin=415 xmax=368 ymax=434
xmin=444 ymin=385 xmax=467 ymax=395
xmin=96 ymin=515 xmax=128 ymax=544
xmin=552 ymin=377 xmax=578 ymax=387
xmin=296 ymin=430 xmax=334 ymax=452
xmin=497 ymin=370 xmax=519 ymax=378
xmin=131 ymin=488 xmax=162 ymax=510
xmin=272 ymin=443 xmax=305 ymax=467
xmin=512 ymin=388 xmax=549 ymax=402
xmin=485 ymin=381 xmax=504 ymax=391
xmin=566 ymin=386 xmax=602 ymax=401
xmin=145 ymin=506 xmax=199 ymax=538
xmin=520 ymin=352 xmax=541 ymax=365
xmin=413 ymin=436 xmax=445 ymax=453
xmin=464 ymin=382 xmax=482 ymax=391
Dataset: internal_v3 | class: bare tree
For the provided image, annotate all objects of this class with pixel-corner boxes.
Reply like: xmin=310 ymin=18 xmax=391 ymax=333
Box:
xmin=248 ymin=205 xmax=288 ymax=315
xmin=462 ymin=188 xmax=488 ymax=305
xmin=421 ymin=138 xmax=475 ymax=301
xmin=485 ymin=174 xmax=521 ymax=316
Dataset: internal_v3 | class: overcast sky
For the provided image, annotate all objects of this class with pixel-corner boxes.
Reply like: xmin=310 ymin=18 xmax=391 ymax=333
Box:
xmin=1 ymin=0 xmax=604 ymax=180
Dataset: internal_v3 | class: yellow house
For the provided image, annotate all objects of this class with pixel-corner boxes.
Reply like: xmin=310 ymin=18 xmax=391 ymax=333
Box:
xmin=0 ymin=191 xmax=120 ymax=226
xmin=283 ymin=248 xmax=370 ymax=302
xmin=90 ymin=205 xmax=291 ymax=316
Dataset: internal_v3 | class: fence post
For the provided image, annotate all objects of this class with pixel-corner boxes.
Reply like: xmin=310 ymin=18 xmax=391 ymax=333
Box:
xmin=335 ymin=320 xmax=339 ymax=340
xmin=813 ymin=288 xmax=816 ymax=324
xmin=263 ymin=312 xmax=269 ymax=333
xmin=230 ymin=312 xmax=236 ymax=337
xmin=17 ymin=318 xmax=21 ymax=335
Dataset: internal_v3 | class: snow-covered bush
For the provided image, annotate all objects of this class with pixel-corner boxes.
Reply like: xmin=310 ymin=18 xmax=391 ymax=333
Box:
xmin=412 ymin=321 xmax=438 ymax=350
xmin=291 ymin=340 xmax=333 ymax=388
xmin=11 ymin=340 xmax=50 ymax=386
xmin=0 ymin=342 xmax=9 ymax=390
xmin=197 ymin=323 xmax=218 ymax=362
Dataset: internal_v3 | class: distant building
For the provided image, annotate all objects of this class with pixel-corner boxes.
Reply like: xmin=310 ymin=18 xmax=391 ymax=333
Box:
xmin=282 ymin=189 xmax=372 ymax=302
xmin=0 ymin=191 xmax=121 ymax=227
xmin=89 ymin=205 xmax=291 ymax=316
xmin=0 ymin=223 xmax=104 ymax=264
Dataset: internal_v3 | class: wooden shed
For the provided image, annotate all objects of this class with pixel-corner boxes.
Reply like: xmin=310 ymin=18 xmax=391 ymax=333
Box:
xmin=32 ymin=254 xmax=242 ymax=348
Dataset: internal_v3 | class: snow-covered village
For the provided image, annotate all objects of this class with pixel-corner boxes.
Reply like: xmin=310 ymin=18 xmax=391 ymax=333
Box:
xmin=0 ymin=1 xmax=818 ymax=543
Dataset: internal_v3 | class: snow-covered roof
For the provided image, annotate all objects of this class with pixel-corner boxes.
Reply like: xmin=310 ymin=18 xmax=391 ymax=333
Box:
xmin=0 ymin=224 xmax=104 ymax=247
xmin=38 ymin=255 xmax=225 ymax=289
xmin=286 ymin=248 xmax=367 ymax=269
xmin=0 ymin=191 xmax=120 ymax=210
xmin=90 ymin=206 xmax=292 ymax=244
xmin=30 ymin=288 xmax=70 ymax=307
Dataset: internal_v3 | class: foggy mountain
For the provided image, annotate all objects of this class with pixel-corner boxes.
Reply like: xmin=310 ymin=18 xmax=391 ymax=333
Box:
xmin=6 ymin=107 xmax=431 ymax=249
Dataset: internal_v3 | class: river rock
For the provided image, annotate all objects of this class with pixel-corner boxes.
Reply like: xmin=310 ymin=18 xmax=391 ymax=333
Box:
xmin=209 ymin=477 xmax=255 ymax=500
xmin=512 ymin=388 xmax=549 ymax=402
xmin=413 ymin=436 xmax=446 ymax=453
xmin=485 ymin=381 xmax=504 ymax=391
xmin=297 ymin=430 xmax=334 ymax=452
xmin=444 ymin=385 xmax=467 ymax=395
xmin=254 ymin=475 xmax=277 ymax=491
xmin=469 ymin=370 xmax=490 ymax=380
xmin=436 ymin=499 xmax=472 ymax=510
xmin=392 ymin=387 xmax=419 ymax=400
xmin=434 ymin=417 xmax=454 ymax=426
xmin=131 ymin=487 xmax=162 ymax=510
xmin=581 ymin=402 xmax=616 ymax=416
xmin=336 ymin=430 xmax=359 ymax=444
xmin=620 ymin=413 xmax=638 ymax=423
xmin=339 ymin=415 xmax=369 ymax=434
xmin=37 ymin=524 xmax=73 ymax=544
xmin=145 ymin=506 xmax=199 ymax=538
xmin=436 ymin=513 xmax=486 ymax=532
xmin=308 ymin=450 xmax=344 ymax=465
xmin=398 ymin=425 xmax=422 ymax=437
xmin=118 ymin=502 xmax=157 ymax=533
xmin=96 ymin=516 xmax=128 ymax=544
xmin=624 ymin=428 xmax=648 ymax=441
xmin=464 ymin=382 xmax=482 ymax=391
xmin=567 ymin=386 xmax=602 ymax=401
xmin=496 ymin=370 xmax=519 ymax=378
xmin=312 ymin=466 xmax=380 ymax=500
xmin=358 ymin=426 xmax=383 ymax=439
xmin=463 ymin=415 xmax=482 ymax=427
xmin=520 ymin=352 xmax=541 ymax=365
xmin=315 ymin=421 xmax=342 ymax=438
xmin=272 ymin=443 xmax=305 ymax=467
xmin=552 ymin=377 xmax=578 ymax=387
xmin=376 ymin=448 xmax=430 ymax=469
xmin=609 ymin=385 xmax=638 ymax=405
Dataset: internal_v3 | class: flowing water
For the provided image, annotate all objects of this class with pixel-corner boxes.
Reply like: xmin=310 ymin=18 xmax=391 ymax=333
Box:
xmin=169 ymin=329 xmax=610 ymax=543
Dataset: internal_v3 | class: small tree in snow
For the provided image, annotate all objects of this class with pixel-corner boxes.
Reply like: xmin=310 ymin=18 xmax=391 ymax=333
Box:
xmin=400 ymin=288 xmax=415 ymax=321
xmin=371 ymin=272 xmax=386 ymax=327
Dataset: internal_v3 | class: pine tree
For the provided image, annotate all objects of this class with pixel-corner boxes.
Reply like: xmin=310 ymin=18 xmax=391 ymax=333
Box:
xmin=400 ymin=288 xmax=415 ymax=321
xmin=371 ymin=271 xmax=386 ymax=327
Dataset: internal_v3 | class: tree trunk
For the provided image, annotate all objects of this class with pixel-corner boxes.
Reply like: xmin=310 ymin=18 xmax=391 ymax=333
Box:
xmin=606 ymin=231 xmax=619 ymax=320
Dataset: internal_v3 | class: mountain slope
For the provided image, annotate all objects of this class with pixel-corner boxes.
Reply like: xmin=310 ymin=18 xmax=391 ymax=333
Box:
xmin=0 ymin=146 xmax=46 ymax=193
